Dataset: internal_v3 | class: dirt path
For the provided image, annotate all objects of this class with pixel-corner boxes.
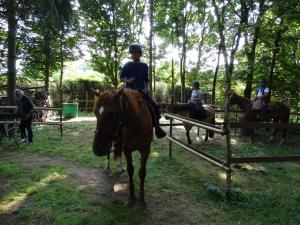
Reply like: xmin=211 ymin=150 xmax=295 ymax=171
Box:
xmin=0 ymin=150 xmax=208 ymax=225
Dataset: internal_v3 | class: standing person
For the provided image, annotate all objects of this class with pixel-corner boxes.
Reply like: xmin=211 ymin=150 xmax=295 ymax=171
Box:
xmin=14 ymin=89 xmax=35 ymax=144
xmin=120 ymin=43 xmax=166 ymax=138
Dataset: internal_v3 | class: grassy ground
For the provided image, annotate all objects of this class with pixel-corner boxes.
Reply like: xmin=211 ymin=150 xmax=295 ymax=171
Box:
xmin=0 ymin=115 xmax=299 ymax=225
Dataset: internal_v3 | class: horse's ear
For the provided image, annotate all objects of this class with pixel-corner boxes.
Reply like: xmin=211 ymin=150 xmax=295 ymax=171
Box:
xmin=113 ymin=88 xmax=123 ymax=101
xmin=90 ymin=88 xmax=100 ymax=96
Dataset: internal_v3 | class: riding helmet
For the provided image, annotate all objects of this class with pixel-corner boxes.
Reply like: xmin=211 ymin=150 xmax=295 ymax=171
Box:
xmin=129 ymin=44 xmax=142 ymax=54
xmin=192 ymin=81 xmax=200 ymax=88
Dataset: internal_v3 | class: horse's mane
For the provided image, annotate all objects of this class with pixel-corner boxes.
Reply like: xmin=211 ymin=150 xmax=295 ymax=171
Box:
xmin=233 ymin=93 xmax=251 ymax=103
xmin=93 ymin=91 xmax=111 ymax=113
xmin=122 ymin=89 xmax=142 ymax=114
xmin=93 ymin=89 xmax=144 ymax=115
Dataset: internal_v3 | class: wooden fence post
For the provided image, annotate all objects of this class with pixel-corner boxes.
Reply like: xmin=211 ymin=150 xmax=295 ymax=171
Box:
xmin=169 ymin=118 xmax=173 ymax=158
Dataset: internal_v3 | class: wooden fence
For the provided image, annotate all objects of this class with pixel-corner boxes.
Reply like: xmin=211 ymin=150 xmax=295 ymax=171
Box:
xmin=0 ymin=106 xmax=63 ymax=137
xmin=164 ymin=112 xmax=300 ymax=198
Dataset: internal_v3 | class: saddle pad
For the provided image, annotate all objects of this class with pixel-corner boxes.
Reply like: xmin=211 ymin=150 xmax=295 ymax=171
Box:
xmin=252 ymin=100 xmax=262 ymax=110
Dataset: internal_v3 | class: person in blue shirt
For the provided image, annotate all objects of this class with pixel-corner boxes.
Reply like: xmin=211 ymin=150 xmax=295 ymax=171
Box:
xmin=14 ymin=89 xmax=35 ymax=144
xmin=120 ymin=44 xmax=166 ymax=138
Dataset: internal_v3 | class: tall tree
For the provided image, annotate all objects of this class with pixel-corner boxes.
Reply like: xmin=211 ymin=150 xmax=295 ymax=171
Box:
xmin=149 ymin=0 xmax=154 ymax=95
xmin=212 ymin=0 xmax=247 ymax=197
xmin=243 ymin=0 xmax=267 ymax=98
xmin=6 ymin=0 xmax=17 ymax=105
xmin=79 ymin=0 xmax=145 ymax=88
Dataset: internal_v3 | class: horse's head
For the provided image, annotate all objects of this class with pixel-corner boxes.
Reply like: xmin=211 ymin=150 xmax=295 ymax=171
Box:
xmin=92 ymin=89 xmax=123 ymax=156
xmin=228 ymin=91 xmax=238 ymax=106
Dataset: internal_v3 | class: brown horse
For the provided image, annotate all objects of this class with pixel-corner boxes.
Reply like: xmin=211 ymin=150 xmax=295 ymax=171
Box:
xmin=92 ymin=88 xmax=154 ymax=207
xmin=171 ymin=103 xmax=215 ymax=144
xmin=229 ymin=92 xmax=290 ymax=143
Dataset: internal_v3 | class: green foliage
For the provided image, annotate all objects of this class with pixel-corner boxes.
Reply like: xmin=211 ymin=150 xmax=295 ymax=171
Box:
xmin=79 ymin=0 xmax=145 ymax=88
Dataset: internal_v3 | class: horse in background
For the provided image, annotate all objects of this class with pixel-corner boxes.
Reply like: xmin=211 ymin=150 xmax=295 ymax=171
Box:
xmin=229 ymin=92 xmax=290 ymax=143
xmin=170 ymin=103 xmax=215 ymax=144
xmin=92 ymin=88 xmax=154 ymax=207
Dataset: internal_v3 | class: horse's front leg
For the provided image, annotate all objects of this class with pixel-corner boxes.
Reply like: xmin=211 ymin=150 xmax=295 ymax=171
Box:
xmin=204 ymin=130 xmax=208 ymax=141
xmin=118 ymin=157 xmax=126 ymax=173
xmin=138 ymin=149 xmax=150 ymax=208
xmin=125 ymin=151 xmax=135 ymax=205
xmin=185 ymin=124 xmax=192 ymax=144
xmin=269 ymin=120 xmax=279 ymax=142
xmin=104 ymin=152 xmax=111 ymax=175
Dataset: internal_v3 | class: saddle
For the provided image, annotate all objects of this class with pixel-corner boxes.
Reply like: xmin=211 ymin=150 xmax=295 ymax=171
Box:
xmin=189 ymin=101 xmax=206 ymax=120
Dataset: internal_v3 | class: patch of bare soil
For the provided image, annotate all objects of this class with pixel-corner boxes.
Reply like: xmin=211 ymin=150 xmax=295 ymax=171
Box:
xmin=0 ymin=151 xmax=210 ymax=225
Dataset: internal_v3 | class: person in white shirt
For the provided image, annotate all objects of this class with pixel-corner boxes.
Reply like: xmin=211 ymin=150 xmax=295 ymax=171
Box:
xmin=188 ymin=81 xmax=205 ymax=119
xmin=254 ymin=78 xmax=270 ymax=121
xmin=255 ymin=78 xmax=270 ymax=108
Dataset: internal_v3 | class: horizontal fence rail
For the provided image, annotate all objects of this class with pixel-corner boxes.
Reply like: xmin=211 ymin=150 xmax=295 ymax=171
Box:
xmin=230 ymin=121 xmax=300 ymax=130
xmin=165 ymin=113 xmax=225 ymax=134
xmin=229 ymin=155 xmax=300 ymax=163
xmin=0 ymin=106 xmax=63 ymax=137
xmin=166 ymin=136 xmax=229 ymax=171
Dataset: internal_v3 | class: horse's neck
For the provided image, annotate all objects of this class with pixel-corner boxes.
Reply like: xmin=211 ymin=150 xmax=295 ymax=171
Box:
xmin=235 ymin=95 xmax=251 ymax=111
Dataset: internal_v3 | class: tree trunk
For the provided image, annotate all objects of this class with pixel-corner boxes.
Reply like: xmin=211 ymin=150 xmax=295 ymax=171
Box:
xmin=180 ymin=19 xmax=187 ymax=102
xmin=244 ymin=0 xmax=265 ymax=99
xmin=196 ymin=23 xmax=207 ymax=71
xmin=269 ymin=25 xmax=283 ymax=95
xmin=212 ymin=42 xmax=221 ymax=105
xmin=153 ymin=42 xmax=156 ymax=96
xmin=6 ymin=0 xmax=17 ymax=105
xmin=212 ymin=0 xmax=246 ymax=198
xmin=148 ymin=0 xmax=154 ymax=95
xmin=44 ymin=30 xmax=51 ymax=92
xmin=59 ymin=35 xmax=64 ymax=107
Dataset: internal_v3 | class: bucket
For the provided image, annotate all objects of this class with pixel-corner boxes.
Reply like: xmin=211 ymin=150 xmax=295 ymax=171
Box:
xmin=63 ymin=103 xmax=78 ymax=118
xmin=237 ymin=117 xmax=252 ymax=136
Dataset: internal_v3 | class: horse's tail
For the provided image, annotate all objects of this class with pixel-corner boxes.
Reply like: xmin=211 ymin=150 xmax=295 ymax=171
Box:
xmin=209 ymin=117 xmax=215 ymax=138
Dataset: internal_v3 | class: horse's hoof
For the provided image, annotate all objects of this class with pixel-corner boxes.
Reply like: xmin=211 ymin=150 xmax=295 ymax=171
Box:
xmin=103 ymin=168 xmax=111 ymax=175
xmin=121 ymin=167 xmax=126 ymax=172
xmin=268 ymin=136 xmax=274 ymax=142
xmin=137 ymin=201 xmax=147 ymax=209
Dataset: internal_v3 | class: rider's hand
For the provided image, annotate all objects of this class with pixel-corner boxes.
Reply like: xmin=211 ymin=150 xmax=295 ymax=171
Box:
xmin=127 ymin=77 xmax=135 ymax=83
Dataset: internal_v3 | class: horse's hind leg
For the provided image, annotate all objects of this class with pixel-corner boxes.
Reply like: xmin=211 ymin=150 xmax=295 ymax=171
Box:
xmin=125 ymin=151 xmax=136 ymax=205
xmin=185 ymin=124 xmax=192 ymax=144
xmin=269 ymin=118 xmax=279 ymax=141
xmin=138 ymin=149 xmax=150 ymax=208
xmin=204 ymin=130 xmax=208 ymax=141
xmin=104 ymin=153 xmax=111 ymax=175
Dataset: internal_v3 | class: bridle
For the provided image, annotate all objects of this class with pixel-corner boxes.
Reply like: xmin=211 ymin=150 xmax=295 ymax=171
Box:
xmin=94 ymin=91 xmax=126 ymax=148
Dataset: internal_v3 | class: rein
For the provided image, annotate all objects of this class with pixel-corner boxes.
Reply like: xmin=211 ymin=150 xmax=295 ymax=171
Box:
xmin=112 ymin=93 xmax=126 ymax=148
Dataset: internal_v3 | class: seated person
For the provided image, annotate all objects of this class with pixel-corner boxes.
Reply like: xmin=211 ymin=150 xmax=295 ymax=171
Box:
xmin=188 ymin=81 xmax=205 ymax=119
xmin=120 ymin=43 xmax=166 ymax=138
xmin=254 ymin=78 xmax=270 ymax=111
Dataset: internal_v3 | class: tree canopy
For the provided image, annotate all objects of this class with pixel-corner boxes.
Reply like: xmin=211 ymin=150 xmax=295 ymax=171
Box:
xmin=0 ymin=0 xmax=299 ymax=111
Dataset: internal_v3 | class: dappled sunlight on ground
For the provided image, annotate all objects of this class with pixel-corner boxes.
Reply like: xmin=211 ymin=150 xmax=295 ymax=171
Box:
xmin=63 ymin=116 xmax=96 ymax=123
xmin=151 ymin=151 xmax=160 ymax=158
xmin=113 ymin=183 xmax=127 ymax=193
xmin=218 ymin=172 xmax=227 ymax=181
xmin=0 ymin=172 xmax=66 ymax=213
xmin=231 ymin=138 xmax=238 ymax=145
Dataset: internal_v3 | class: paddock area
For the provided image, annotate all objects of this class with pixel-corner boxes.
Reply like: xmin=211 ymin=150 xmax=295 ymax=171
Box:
xmin=0 ymin=113 xmax=299 ymax=225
